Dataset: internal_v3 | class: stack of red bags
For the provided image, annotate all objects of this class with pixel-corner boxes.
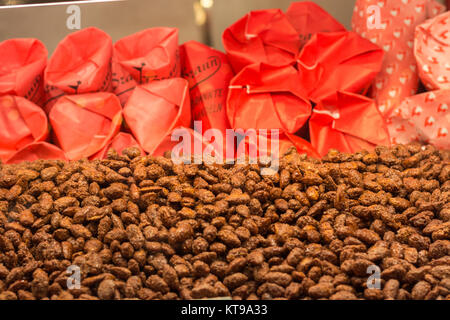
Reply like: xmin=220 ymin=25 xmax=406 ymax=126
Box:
xmin=222 ymin=2 xmax=390 ymax=157
xmin=1 ymin=1 xmax=447 ymax=165
xmin=0 ymin=27 xmax=180 ymax=163
xmin=0 ymin=26 xmax=222 ymax=164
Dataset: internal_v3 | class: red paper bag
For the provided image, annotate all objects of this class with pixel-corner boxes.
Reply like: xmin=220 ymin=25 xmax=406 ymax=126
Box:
xmin=352 ymin=0 xmax=445 ymax=115
xmin=0 ymin=38 xmax=47 ymax=106
xmin=237 ymin=130 xmax=319 ymax=160
xmin=415 ymin=11 xmax=450 ymax=91
xmin=227 ymin=63 xmax=311 ymax=134
xmin=0 ymin=95 xmax=48 ymax=162
xmin=386 ymin=90 xmax=450 ymax=149
xmin=151 ymin=127 xmax=223 ymax=163
xmin=112 ymin=28 xmax=180 ymax=106
xmin=6 ymin=142 xmax=67 ymax=164
xmin=44 ymin=27 xmax=113 ymax=113
xmin=297 ymin=31 xmax=384 ymax=103
xmin=180 ymin=40 xmax=233 ymax=133
xmin=49 ymin=92 xmax=122 ymax=160
xmin=222 ymin=9 xmax=300 ymax=73
xmin=285 ymin=1 xmax=346 ymax=47
xmin=309 ymin=91 xmax=390 ymax=156
xmin=123 ymin=78 xmax=191 ymax=155
xmin=90 ymin=132 xmax=145 ymax=160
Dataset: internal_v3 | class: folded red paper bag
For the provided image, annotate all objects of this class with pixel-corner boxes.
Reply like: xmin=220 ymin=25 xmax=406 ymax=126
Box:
xmin=297 ymin=31 xmax=384 ymax=103
xmin=112 ymin=28 xmax=180 ymax=106
xmin=415 ymin=11 xmax=450 ymax=91
xmin=0 ymin=38 xmax=48 ymax=106
xmin=151 ymin=127 xmax=224 ymax=164
xmin=0 ymin=95 xmax=48 ymax=162
xmin=123 ymin=78 xmax=191 ymax=155
xmin=49 ymin=92 xmax=122 ymax=160
xmin=285 ymin=1 xmax=346 ymax=48
xmin=180 ymin=40 xmax=233 ymax=133
xmin=237 ymin=130 xmax=320 ymax=160
xmin=227 ymin=63 xmax=311 ymax=134
xmin=90 ymin=132 xmax=145 ymax=160
xmin=309 ymin=91 xmax=390 ymax=156
xmin=352 ymin=0 xmax=445 ymax=115
xmin=6 ymin=142 xmax=67 ymax=164
xmin=223 ymin=9 xmax=300 ymax=73
xmin=44 ymin=27 xmax=113 ymax=113
xmin=386 ymin=90 xmax=449 ymax=149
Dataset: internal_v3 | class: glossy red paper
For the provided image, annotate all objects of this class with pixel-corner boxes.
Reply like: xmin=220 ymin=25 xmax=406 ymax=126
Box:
xmin=297 ymin=31 xmax=384 ymax=103
xmin=0 ymin=95 xmax=48 ymax=162
xmin=123 ymin=78 xmax=191 ymax=155
xmin=0 ymin=38 xmax=48 ymax=106
xmin=286 ymin=1 xmax=346 ymax=48
xmin=309 ymin=91 xmax=390 ymax=156
xmin=44 ymin=27 xmax=113 ymax=113
xmin=49 ymin=92 xmax=122 ymax=160
xmin=227 ymin=63 xmax=311 ymax=134
xmin=112 ymin=28 xmax=180 ymax=105
xmin=180 ymin=40 xmax=233 ymax=133
xmin=223 ymin=9 xmax=300 ymax=73
xmin=150 ymin=126 xmax=222 ymax=160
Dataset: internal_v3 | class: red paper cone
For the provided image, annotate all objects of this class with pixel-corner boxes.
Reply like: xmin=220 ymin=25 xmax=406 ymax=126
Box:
xmin=180 ymin=40 xmax=233 ymax=134
xmin=112 ymin=28 xmax=180 ymax=105
xmin=44 ymin=27 xmax=113 ymax=113
xmin=223 ymin=9 xmax=300 ymax=73
xmin=227 ymin=63 xmax=311 ymax=134
xmin=49 ymin=92 xmax=122 ymax=160
xmin=309 ymin=91 xmax=390 ymax=156
xmin=286 ymin=1 xmax=346 ymax=48
xmin=0 ymin=38 xmax=47 ymax=106
xmin=0 ymin=95 xmax=48 ymax=162
xmin=297 ymin=31 xmax=384 ymax=103
xmin=123 ymin=78 xmax=191 ymax=155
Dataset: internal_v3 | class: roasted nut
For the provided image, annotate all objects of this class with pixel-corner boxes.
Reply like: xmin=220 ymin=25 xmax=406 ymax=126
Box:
xmin=0 ymin=144 xmax=447 ymax=300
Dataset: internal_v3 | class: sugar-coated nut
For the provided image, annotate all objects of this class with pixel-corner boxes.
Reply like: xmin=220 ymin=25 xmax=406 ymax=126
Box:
xmin=97 ymin=279 xmax=115 ymax=300
xmin=0 ymin=143 xmax=447 ymax=300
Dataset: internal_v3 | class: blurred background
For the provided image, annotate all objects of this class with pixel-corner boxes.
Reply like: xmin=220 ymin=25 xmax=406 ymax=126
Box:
xmin=0 ymin=0 xmax=447 ymax=54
